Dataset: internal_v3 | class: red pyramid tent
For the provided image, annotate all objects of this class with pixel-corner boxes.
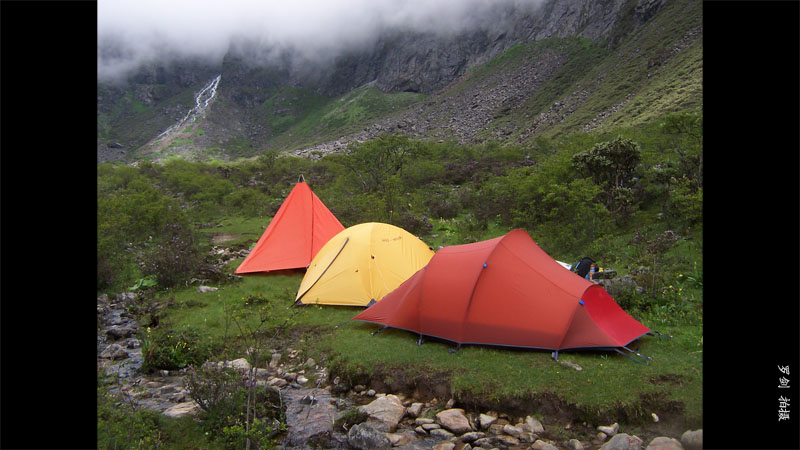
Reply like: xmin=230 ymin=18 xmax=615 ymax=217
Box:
xmin=354 ymin=229 xmax=650 ymax=354
xmin=235 ymin=177 xmax=344 ymax=274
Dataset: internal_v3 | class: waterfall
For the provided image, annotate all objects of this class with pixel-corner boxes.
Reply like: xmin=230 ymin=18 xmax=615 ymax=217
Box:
xmin=157 ymin=74 xmax=221 ymax=140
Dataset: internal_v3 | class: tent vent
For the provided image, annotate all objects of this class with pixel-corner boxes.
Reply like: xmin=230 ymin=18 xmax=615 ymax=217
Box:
xmin=298 ymin=174 xmax=305 ymax=183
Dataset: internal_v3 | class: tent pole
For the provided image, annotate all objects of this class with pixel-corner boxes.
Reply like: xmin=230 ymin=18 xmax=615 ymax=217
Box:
xmin=647 ymin=330 xmax=672 ymax=340
xmin=615 ymin=347 xmax=651 ymax=365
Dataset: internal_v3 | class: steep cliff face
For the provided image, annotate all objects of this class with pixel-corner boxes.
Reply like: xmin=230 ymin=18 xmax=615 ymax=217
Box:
xmin=98 ymin=0 xmax=692 ymax=163
xmin=286 ymin=0 xmax=667 ymax=96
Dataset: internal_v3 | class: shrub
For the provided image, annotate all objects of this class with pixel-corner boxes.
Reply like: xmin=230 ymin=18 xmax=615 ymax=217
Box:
xmin=668 ymin=179 xmax=702 ymax=228
xmin=185 ymin=362 xmax=284 ymax=446
xmin=220 ymin=418 xmax=281 ymax=450
xmin=140 ymin=222 xmax=203 ymax=289
xmin=97 ymin=165 xmax=190 ymax=291
xmin=140 ymin=327 xmax=210 ymax=371
xmin=98 ymin=379 xmax=167 ymax=449
xmin=223 ymin=188 xmax=271 ymax=217
xmin=185 ymin=362 xmax=244 ymax=414
xmin=326 ymin=191 xmax=387 ymax=225
xmin=395 ymin=211 xmax=433 ymax=236
xmin=572 ymin=135 xmax=642 ymax=216
xmin=424 ymin=186 xmax=463 ymax=219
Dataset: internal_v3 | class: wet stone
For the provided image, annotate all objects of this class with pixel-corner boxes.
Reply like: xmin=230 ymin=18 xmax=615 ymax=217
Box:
xmin=429 ymin=428 xmax=455 ymax=439
xmin=479 ymin=413 xmax=497 ymax=429
xmin=282 ymin=387 xmax=338 ymax=447
xmin=407 ymin=402 xmax=424 ymax=418
xmin=347 ymin=422 xmax=392 ymax=450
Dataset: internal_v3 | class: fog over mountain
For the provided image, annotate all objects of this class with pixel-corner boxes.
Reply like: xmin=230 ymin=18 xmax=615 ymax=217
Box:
xmin=98 ymin=0 xmax=544 ymax=81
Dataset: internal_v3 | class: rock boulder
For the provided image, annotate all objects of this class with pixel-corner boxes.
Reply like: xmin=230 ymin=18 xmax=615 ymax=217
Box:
xmin=600 ymin=433 xmax=644 ymax=450
xmin=347 ymin=423 xmax=392 ymax=450
xmin=680 ymin=429 xmax=702 ymax=450
xmin=359 ymin=394 xmax=406 ymax=432
xmin=162 ymin=401 xmax=200 ymax=418
xmin=645 ymin=436 xmax=684 ymax=450
xmin=436 ymin=408 xmax=473 ymax=434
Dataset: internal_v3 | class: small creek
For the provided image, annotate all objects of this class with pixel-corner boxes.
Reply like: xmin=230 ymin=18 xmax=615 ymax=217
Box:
xmin=98 ymin=293 xmax=369 ymax=449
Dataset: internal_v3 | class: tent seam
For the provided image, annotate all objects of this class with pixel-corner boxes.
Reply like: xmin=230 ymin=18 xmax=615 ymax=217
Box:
xmin=296 ymin=236 xmax=350 ymax=303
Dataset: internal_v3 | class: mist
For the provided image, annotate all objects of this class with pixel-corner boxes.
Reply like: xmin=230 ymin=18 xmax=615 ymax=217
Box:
xmin=97 ymin=0 xmax=545 ymax=81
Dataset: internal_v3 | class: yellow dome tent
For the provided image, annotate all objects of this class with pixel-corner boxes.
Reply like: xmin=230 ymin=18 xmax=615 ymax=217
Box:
xmin=295 ymin=222 xmax=435 ymax=307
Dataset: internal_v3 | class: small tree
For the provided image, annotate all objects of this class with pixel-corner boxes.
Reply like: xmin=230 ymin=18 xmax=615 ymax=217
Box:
xmin=140 ymin=221 xmax=203 ymax=289
xmin=661 ymin=113 xmax=703 ymax=191
xmin=572 ymin=136 xmax=642 ymax=216
xmin=216 ymin=292 xmax=300 ymax=450
xmin=631 ymin=229 xmax=682 ymax=296
xmin=338 ymin=135 xmax=423 ymax=193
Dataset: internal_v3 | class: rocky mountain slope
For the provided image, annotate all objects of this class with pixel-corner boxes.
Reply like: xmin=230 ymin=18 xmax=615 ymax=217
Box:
xmin=97 ymin=0 xmax=700 ymax=163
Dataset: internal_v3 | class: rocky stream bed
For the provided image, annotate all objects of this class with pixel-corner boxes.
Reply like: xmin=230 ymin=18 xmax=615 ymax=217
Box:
xmin=98 ymin=290 xmax=702 ymax=450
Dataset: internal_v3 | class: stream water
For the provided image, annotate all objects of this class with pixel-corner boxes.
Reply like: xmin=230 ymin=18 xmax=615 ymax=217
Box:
xmin=156 ymin=74 xmax=221 ymax=140
xmin=98 ymin=293 xmax=359 ymax=448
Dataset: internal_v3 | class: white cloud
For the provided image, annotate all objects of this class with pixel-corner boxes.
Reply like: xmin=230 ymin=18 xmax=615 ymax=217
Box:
xmin=98 ymin=0 xmax=544 ymax=80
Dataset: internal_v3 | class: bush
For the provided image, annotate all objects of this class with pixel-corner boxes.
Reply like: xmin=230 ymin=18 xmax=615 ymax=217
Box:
xmin=326 ymin=190 xmax=387 ymax=225
xmin=572 ymin=135 xmax=642 ymax=216
xmin=223 ymin=188 xmax=272 ymax=217
xmin=98 ymin=379 xmax=167 ymax=449
xmin=394 ymin=211 xmax=433 ymax=236
xmin=97 ymin=164 xmax=191 ymax=291
xmin=140 ymin=327 xmax=210 ymax=371
xmin=220 ymin=418 xmax=281 ymax=450
xmin=424 ymin=185 xmax=463 ymax=219
xmin=185 ymin=362 xmax=284 ymax=447
xmin=668 ymin=179 xmax=702 ymax=228
xmin=140 ymin=222 xmax=203 ymax=289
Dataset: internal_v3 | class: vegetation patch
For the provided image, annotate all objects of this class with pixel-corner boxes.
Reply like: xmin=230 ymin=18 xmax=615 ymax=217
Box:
xmin=98 ymin=117 xmax=703 ymax=445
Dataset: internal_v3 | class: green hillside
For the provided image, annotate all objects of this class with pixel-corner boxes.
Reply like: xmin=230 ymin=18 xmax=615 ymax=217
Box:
xmin=97 ymin=0 xmax=701 ymax=163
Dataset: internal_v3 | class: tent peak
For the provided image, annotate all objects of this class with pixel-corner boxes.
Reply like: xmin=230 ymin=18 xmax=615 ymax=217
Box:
xmin=298 ymin=174 xmax=305 ymax=183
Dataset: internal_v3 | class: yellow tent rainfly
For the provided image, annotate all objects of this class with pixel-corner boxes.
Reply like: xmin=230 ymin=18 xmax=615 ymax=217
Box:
xmin=295 ymin=222 xmax=434 ymax=307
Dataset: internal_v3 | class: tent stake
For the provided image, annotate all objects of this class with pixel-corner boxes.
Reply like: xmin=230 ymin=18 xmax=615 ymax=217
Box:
xmin=417 ymin=335 xmax=424 ymax=346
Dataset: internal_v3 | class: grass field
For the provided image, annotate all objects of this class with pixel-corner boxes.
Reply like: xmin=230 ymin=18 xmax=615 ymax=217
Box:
xmin=154 ymin=216 xmax=703 ymax=437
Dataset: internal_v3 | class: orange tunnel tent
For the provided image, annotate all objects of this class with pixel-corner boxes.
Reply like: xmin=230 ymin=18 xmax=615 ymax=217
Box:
xmin=353 ymin=229 xmax=651 ymax=355
xmin=235 ymin=176 xmax=344 ymax=275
